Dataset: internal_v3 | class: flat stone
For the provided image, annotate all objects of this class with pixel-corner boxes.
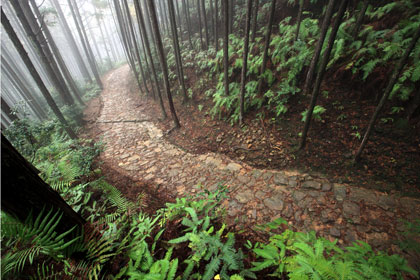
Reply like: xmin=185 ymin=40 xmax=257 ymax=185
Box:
xmin=321 ymin=183 xmax=332 ymax=191
xmin=298 ymin=197 xmax=312 ymax=209
xmin=302 ymin=181 xmax=322 ymax=190
xmin=377 ymin=195 xmax=396 ymax=210
xmin=262 ymin=172 xmax=274 ymax=181
xmin=273 ymin=174 xmax=288 ymax=185
xmin=321 ymin=209 xmax=335 ymax=223
xmin=226 ymin=163 xmax=242 ymax=172
xmin=251 ymin=170 xmax=262 ymax=178
xmin=146 ymin=166 xmax=157 ymax=173
xmin=255 ymin=191 xmax=265 ymax=200
xmin=349 ymin=188 xmax=376 ymax=205
xmin=237 ymin=174 xmax=250 ymax=184
xmin=308 ymin=191 xmax=321 ymax=198
xmin=235 ymin=189 xmax=254 ymax=203
xmin=292 ymin=191 xmax=306 ymax=202
xmin=342 ymin=201 xmax=360 ymax=221
xmin=329 ymin=226 xmax=341 ymax=237
xmin=288 ymin=179 xmax=298 ymax=188
xmin=168 ymin=169 xmax=180 ymax=177
xmin=264 ymin=194 xmax=284 ymax=211
xmin=228 ymin=201 xmax=240 ymax=216
xmin=206 ymin=157 xmax=223 ymax=167
xmin=333 ymin=184 xmax=347 ymax=201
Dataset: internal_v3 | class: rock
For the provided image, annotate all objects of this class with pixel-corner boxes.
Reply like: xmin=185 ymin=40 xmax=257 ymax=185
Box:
xmin=237 ymin=174 xmax=250 ymax=184
xmin=273 ymin=174 xmax=288 ymax=185
xmin=146 ymin=166 xmax=157 ymax=173
xmin=329 ymin=226 xmax=341 ymax=237
xmin=342 ymin=201 xmax=361 ymax=223
xmin=288 ymin=179 xmax=298 ymax=188
xmin=226 ymin=163 xmax=242 ymax=172
xmin=228 ymin=201 xmax=240 ymax=216
xmin=251 ymin=170 xmax=262 ymax=179
xmin=345 ymin=230 xmax=357 ymax=243
xmin=262 ymin=172 xmax=274 ymax=181
xmin=255 ymin=190 xmax=265 ymax=200
xmin=321 ymin=210 xmax=335 ymax=223
xmin=349 ymin=188 xmax=376 ymax=205
xmin=206 ymin=157 xmax=223 ymax=167
xmin=366 ymin=232 xmax=389 ymax=248
xmin=127 ymin=155 xmax=140 ymax=162
xmin=294 ymin=210 xmax=302 ymax=222
xmin=321 ymin=183 xmax=332 ymax=191
xmin=308 ymin=191 xmax=321 ymax=198
xmin=235 ymin=189 xmax=254 ymax=203
xmin=298 ymin=197 xmax=313 ymax=209
xmin=333 ymin=184 xmax=347 ymax=201
xmin=302 ymin=181 xmax=322 ymax=190
xmin=264 ymin=194 xmax=284 ymax=211
xmin=168 ymin=169 xmax=180 ymax=177
xmin=292 ymin=191 xmax=306 ymax=202
xmin=377 ymin=195 xmax=396 ymax=210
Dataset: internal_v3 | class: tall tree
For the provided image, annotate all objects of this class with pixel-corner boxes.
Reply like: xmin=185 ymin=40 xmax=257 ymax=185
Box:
xmin=134 ymin=0 xmax=167 ymax=118
xmin=2 ymin=134 xmax=85 ymax=234
xmin=251 ymin=0 xmax=259 ymax=43
xmin=146 ymin=0 xmax=181 ymax=128
xmin=299 ymin=0 xmax=348 ymax=149
xmin=29 ymin=0 xmax=85 ymax=106
xmin=223 ymin=0 xmax=229 ymax=96
xmin=50 ymin=0 xmax=92 ymax=83
xmin=239 ymin=0 xmax=253 ymax=125
xmin=215 ymin=0 xmax=219 ymax=51
xmin=302 ymin=0 xmax=336 ymax=95
xmin=67 ymin=0 xmax=103 ymax=89
xmin=168 ymin=0 xmax=188 ymax=102
xmin=10 ymin=1 xmax=75 ymax=106
xmin=294 ymin=0 xmax=304 ymax=41
xmin=201 ymin=0 xmax=209 ymax=49
xmin=355 ymin=27 xmax=420 ymax=162
xmin=1 ymin=9 xmax=77 ymax=139
xmin=352 ymin=0 xmax=369 ymax=38
xmin=182 ymin=0 xmax=194 ymax=49
xmin=256 ymin=0 xmax=277 ymax=95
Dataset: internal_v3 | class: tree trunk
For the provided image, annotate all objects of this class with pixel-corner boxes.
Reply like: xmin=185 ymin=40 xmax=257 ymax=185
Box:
xmin=197 ymin=0 xmax=204 ymax=50
xmin=1 ymin=97 xmax=18 ymax=122
xmin=352 ymin=0 xmax=369 ymax=38
xmin=229 ymin=0 xmax=234 ymax=34
xmin=239 ymin=0 xmax=253 ymax=125
xmin=146 ymin=0 xmax=181 ymax=128
xmin=201 ymin=0 xmax=209 ymax=49
xmin=68 ymin=0 xmax=103 ymax=89
xmin=29 ymin=0 xmax=85 ymax=106
xmin=256 ymin=0 xmax=277 ymax=95
xmin=210 ymin=0 xmax=215 ymax=43
xmin=134 ymin=0 xmax=167 ymax=118
xmin=355 ymin=27 xmax=420 ymax=162
xmin=294 ymin=0 xmax=304 ymax=41
xmin=12 ymin=1 xmax=75 ymax=106
xmin=103 ymin=16 xmax=118 ymax=63
xmin=183 ymin=0 xmax=194 ymax=49
xmin=215 ymin=0 xmax=219 ymax=51
xmin=1 ymin=134 xmax=85 ymax=233
xmin=223 ymin=0 xmax=230 ymax=96
xmin=299 ymin=0 xmax=348 ymax=149
xmin=50 ymin=0 xmax=92 ymax=83
xmin=113 ymin=1 xmax=135 ymax=73
xmin=251 ymin=0 xmax=259 ymax=43
xmin=302 ymin=0 xmax=336 ymax=95
xmin=168 ymin=0 xmax=188 ymax=102
xmin=1 ymin=10 xmax=77 ymax=139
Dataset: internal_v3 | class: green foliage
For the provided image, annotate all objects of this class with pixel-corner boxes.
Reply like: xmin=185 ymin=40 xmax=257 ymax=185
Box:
xmin=301 ymin=105 xmax=326 ymax=122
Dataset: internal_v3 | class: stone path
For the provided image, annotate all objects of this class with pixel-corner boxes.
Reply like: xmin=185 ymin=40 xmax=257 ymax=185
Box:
xmin=87 ymin=65 xmax=420 ymax=252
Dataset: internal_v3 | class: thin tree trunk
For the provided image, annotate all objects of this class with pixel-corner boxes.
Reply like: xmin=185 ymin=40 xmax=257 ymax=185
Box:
xmin=295 ymin=0 xmax=304 ymax=41
xmin=197 ymin=0 xmax=204 ymax=50
xmin=29 ymin=0 xmax=84 ymax=106
xmin=146 ymin=0 xmax=180 ymax=128
xmin=50 ymin=0 xmax=92 ymax=83
xmin=1 ymin=10 xmax=77 ymax=139
xmin=68 ymin=0 xmax=103 ymax=89
xmin=168 ymin=0 xmax=188 ymax=102
xmin=299 ymin=0 xmax=348 ymax=149
xmin=302 ymin=0 xmax=336 ymax=95
xmin=352 ymin=0 xmax=368 ymax=38
xmin=2 ymin=134 xmax=85 ymax=234
xmin=210 ymin=0 xmax=215 ymax=43
xmin=354 ymin=27 xmax=420 ymax=162
xmin=103 ymin=16 xmax=118 ymax=63
xmin=239 ymin=0 xmax=253 ymax=125
xmin=182 ymin=0 xmax=194 ymax=49
xmin=201 ymin=0 xmax=209 ymax=49
xmin=251 ymin=0 xmax=259 ymax=43
xmin=229 ymin=0 xmax=234 ymax=34
xmin=256 ymin=0 xmax=277 ymax=95
xmin=134 ymin=0 xmax=167 ymax=118
xmin=1 ymin=97 xmax=18 ymax=122
xmin=215 ymin=0 xmax=219 ymax=51
xmin=223 ymin=0 xmax=229 ymax=96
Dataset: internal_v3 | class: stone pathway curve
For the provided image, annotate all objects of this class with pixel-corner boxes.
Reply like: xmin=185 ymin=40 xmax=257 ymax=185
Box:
xmin=87 ymin=65 xmax=420 ymax=252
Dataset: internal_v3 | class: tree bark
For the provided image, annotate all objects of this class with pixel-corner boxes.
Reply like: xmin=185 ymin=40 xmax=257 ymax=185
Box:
xmin=1 ymin=134 xmax=85 ymax=233
xmin=210 ymin=0 xmax=215 ymax=43
xmin=68 ymin=0 xmax=103 ymax=89
xmin=168 ymin=0 xmax=188 ymax=102
xmin=50 ymin=0 xmax=92 ymax=83
xmin=223 ymin=0 xmax=230 ymax=96
xmin=229 ymin=0 xmax=234 ymax=34
xmin=256 ymin=0 xmax=277 ymax=95
xmin=251 ymin=0 xmax=259 ymax=43
xmin=134 ymin=0 xmax=167 ymax=118
xmin=299 ymin=0 xmax=348 ymax=149
xmin=147 ymin=0 xmax=181 ymax=128
xmin=215 ymin=0 xmax=219 ymax=51
xmin=182 ymin=0 xmax=194 ymax=49
xmin=239 ymin=0 xmax=253 ymax=125
xmin=352 ymin=0 xmax=369 ymax=38
xmin=201 ymin=0 xmax=209 ymax=49
xmin=294 ymin=0 xmax=304 ymax=41
xmin=354 ymin=27 xmax=420 ymax=162
xmin=1 ymin=9 xmax=77 ymax=139
xmin=302 ymin=0 xmax=336 ymax=95
xmin=197 ymin=0 xmax=204 ymax=50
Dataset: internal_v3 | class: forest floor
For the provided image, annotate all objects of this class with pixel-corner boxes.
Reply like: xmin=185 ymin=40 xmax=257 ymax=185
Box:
xmin=82 ymin=65 xmax=420 ymax=263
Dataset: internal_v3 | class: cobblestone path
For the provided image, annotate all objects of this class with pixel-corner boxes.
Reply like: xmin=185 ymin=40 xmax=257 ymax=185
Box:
xmin=87 ymin=65 xmax=420 ymax=252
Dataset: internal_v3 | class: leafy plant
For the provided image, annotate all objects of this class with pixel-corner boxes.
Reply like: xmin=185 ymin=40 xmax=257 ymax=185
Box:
xmin=301 ymin=105 xmax=326 ymax=122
